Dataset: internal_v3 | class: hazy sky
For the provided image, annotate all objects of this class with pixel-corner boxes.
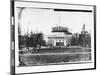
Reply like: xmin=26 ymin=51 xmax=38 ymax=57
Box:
xmin=18 ymin=8 xmax=93 ymax=35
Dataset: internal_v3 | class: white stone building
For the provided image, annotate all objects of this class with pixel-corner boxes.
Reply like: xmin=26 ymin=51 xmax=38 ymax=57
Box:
xmin=47 ymin=26 xmax=72 ymax=47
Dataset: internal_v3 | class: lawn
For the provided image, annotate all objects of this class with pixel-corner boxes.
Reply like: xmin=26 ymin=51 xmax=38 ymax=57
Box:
xmin=19 ymin=47 xmax=91 ymax=66
xmin=19 ymin=47 xmax=91 ymax=54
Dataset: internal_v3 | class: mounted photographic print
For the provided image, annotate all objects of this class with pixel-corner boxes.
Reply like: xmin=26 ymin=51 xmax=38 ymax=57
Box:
xmin=11 ymin=0 xmax=96 ymax=75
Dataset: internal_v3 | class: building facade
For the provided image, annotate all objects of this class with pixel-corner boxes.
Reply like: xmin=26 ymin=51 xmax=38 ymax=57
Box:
xmin=47 ymin=26 xmax=72 ymax=47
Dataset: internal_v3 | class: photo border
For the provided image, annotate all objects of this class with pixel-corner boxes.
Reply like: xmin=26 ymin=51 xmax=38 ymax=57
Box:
xmin=10 ymin=0 xmax=96 ymax=75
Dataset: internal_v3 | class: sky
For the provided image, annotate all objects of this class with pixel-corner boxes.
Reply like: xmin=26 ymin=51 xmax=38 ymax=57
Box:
xmin=17 ymin=7 xmax=93 ymax=35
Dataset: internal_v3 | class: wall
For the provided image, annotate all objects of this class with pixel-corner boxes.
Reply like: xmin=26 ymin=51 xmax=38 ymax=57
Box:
xmin=0 ymin=0 xmax=99 ymax=75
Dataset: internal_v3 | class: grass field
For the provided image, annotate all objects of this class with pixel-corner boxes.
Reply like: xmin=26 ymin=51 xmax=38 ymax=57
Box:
xmin=19 ymin=47 xmax=91 ymax=66
xmin=19 ymin=47 xmax=91 ymax=54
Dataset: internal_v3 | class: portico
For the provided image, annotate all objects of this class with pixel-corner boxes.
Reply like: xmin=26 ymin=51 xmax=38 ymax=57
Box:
xmin=47 ymin=26 xmax=72 ymax=47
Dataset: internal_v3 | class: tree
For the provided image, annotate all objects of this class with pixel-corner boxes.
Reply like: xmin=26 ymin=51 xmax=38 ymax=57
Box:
xmin=18 ymin=24 xmax=24 ymax=49
xmin=29 ymin=32 xmax=46 ymax=49
xmin=30 ymin=33 xmax=38 ymax=48
xmin=79 ymin=24 xmax=91 ymax=48
xmin=24 ymin=33 xmax=31 ymax=50
xmin=71 ymin=33 xmax=79 ymax=46
xmin=71 ymin=24 xmax=91 ymax=48
xmin=24 ymin=31 xmax=46 ymax=50
xmin=86 ymin=33 xmax=91 ymax=48
xmin=35 ymin=32 xmax=46 ymax=49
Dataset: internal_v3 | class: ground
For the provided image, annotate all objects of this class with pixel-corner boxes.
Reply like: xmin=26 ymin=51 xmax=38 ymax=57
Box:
xmin=19 ymin=46 xmax=91 ymax=66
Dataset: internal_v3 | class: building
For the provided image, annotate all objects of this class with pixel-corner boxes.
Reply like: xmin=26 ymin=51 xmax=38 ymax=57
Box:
xmin=47 ymin=26 xmax=72 ymax=47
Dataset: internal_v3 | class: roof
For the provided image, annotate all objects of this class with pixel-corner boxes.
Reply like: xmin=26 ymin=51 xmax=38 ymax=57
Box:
xmin=48 ymin=32 xmax=72 ymax=38
xmin=52 ymin=26 xmax=72 ymax=34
